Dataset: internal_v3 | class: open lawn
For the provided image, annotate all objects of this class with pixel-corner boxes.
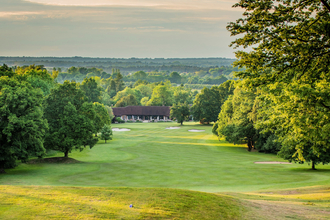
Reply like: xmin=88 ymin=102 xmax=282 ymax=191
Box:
xmin=1 ymin=122 xmax=330 ymax=219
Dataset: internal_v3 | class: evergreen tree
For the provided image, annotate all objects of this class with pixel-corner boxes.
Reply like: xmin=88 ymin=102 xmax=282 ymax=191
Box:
xmin=100 ymin=125 xmax=113 ymax=143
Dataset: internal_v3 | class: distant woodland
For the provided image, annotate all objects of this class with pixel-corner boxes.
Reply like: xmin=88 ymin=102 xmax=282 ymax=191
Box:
xmin=0 ymin=57 xmax=239 ymax=88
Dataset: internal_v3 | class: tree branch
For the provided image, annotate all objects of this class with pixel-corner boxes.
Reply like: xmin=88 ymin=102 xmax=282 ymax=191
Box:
xmin=320 ymin=0 xmax=330 ymax=12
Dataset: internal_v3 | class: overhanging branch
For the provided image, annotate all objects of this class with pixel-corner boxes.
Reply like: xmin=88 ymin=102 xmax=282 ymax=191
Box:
xmin=321 ymin=0 xmax=330 ymax=12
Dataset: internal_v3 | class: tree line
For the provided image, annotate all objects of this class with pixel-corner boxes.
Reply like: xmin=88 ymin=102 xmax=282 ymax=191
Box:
xmin=53 ymin=66 xmax=238 ymax=85
xmin=211 ymin=0 xmax=330 ymax=170
xmin=0 ymin=65 xmax=113 ymax=173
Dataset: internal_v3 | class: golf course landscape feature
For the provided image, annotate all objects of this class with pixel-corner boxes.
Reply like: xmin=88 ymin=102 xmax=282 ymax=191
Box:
xmin=1 ymin=122 xmax=330 ymax=219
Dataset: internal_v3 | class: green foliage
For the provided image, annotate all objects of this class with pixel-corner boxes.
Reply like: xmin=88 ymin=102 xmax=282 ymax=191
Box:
xmin=192 ymin=80 xmax=235 ymax=123
xmin=0 ymin=64 xmax=14 ymax=77
xmin=135 ymin=84 xmax=152 ymax=98
xmin=100 ymin=124 xmax=113 ymax=143
xmin=147 ymin=82 xmax=174 ymax=106
xmin=0 ymin=76 xmax=47 ymax=172
xmin=133 ymin=70 xmax=147 ymax=80
xmin=140 ymin=97 xmax=149 ymax=106
xmin=93 ymin=102 xmax=111 ymax=135
xmin=170 ymin=102 xmax=190 ymax=125
xmin=115 ymin=117 xmax=125 ymax=123
xmin=169 ymin=71 xmax=182 ymax=84
xmin=113 ymin=87 xmax=143 ymax=105
xmin=115 ymin=94 xmax=139 ymax=107
xmin=44 ymin=81 xmax=98 ymax=157
xmin=114 ymin=71 xmax=125 ymax=92
xmin=173 ymin=86 xmax=193 ymax=104
xmin=104 ymin=105 xmax=115 ymax=120
xmin=215 ymin=86 xmax=257 ymax=151
xmin=227 ymin=0 xmax=330 ymax=167
xmin=214 ymin=84 xmax=280 ymax=152
xmin=16 ymin=65 xmax=55 ymax=95
xmin=80 ymin=77 xmax=103 ymax=103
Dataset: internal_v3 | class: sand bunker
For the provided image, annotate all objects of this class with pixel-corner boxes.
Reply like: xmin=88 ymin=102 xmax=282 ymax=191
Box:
xmin=166 ymin=127 xmax=181 ymax=129
xmin=188 ymin=129 xmax=205 ymax=132
xmin=254 ymin=161 xmax=291 ymax=164
xmin=112 ymin=128 xmax=131 ymax=131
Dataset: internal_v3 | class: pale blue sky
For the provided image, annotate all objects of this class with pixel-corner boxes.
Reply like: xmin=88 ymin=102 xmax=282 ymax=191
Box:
xmin=1 ymin=0 xmax=242 ymax=58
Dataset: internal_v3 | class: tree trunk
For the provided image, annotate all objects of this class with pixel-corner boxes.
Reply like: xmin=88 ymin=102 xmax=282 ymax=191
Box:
xmin=0 ymin=168 xmax=6 ymax=174
xmin=64 ymin=150 xmax=69 ymax=158
xmin=247 ymin=140 xmax=252 ymax=152
xmin=181 ymin=121 xmax=183 ymax=125
xmin=105 ymin=140 xmax=107 ymax=143
xmin=311 ymin=161 xmax=316 ymax=170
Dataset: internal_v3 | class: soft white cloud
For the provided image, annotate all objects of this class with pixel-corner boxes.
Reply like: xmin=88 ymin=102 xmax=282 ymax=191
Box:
xmin=0 ymin=11 xmax=43 ymax=17
xmin=24 ymin=0 xmax=237 ymax=10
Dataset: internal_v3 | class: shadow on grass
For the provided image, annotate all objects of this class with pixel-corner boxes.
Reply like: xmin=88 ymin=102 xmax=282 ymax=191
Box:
xmin=27 ymin=157 xmax=83 ymax=164
xmin=288 ymin=167 xmax=330 ymax=172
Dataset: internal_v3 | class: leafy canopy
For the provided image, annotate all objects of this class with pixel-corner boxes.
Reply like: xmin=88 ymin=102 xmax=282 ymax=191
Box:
xmin=0 ymin=75 xmax=47 ymax=172
xmin=44 ymin=81 xmax=97 ymax=157
xmin=170 ymin=102 xmax=190 ymax=125
xmin=227 ymin=0 xmax=330 ymax=167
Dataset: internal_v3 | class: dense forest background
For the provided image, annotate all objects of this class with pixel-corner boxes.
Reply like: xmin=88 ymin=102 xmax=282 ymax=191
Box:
xmin=0 ymin=57 xmax=239 ymax=89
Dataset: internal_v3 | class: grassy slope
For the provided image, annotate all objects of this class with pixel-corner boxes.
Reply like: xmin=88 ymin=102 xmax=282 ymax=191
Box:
xmin=0 ymin=186 xmax=244 ymax=220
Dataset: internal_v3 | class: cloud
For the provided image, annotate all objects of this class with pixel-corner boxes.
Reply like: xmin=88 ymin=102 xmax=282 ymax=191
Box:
xmin=0 ymin=0 xmax=243 ymax=57
xmin=23 ymin=0 xmax=238 ymax=10
xmin=0 ymin=11 xmax=43 ymax=17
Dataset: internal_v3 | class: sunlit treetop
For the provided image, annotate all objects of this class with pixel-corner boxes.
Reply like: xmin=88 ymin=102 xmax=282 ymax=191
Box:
xmin=227 ymin=0 xmax=330 ymax=85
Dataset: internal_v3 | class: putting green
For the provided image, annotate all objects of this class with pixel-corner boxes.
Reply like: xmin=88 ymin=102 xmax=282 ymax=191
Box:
xmin=1 ymin=122 xmax=330 ymax=193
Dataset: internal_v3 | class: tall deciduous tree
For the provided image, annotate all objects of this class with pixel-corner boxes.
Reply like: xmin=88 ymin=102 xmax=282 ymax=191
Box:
xmin=0 ymin=76 xmax=47 ymax=172
xmin=173 ymin=86 xmax=192 ymax=104
xmin=192 ymin=80 xmax=235 ymax=123
xmin=147 ymin=82 xmax=174 ymax=106
xmin=44 ymin=81 xmax=97 ymax=158
xmin=115 ymin=94 xmax=139 ymax=107
xmin=169 ymin=71 xmax=182 ymax=84
xmin=93 ymin=102 xmax=111 ymax=136
xmin=227 ymin=0 xmax=330 ymax=168
xmin=170 ymin=102 xmax=190 ymax=125
xmin=214 ymin=86 xmax=258 ymax=151
xmin=80 ymin=77 xmax=103 ymax=103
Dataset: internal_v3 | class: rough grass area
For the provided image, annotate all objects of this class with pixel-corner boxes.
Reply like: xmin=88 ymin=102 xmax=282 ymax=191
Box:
xmin=0 ymin=185 xmax=244 ymax=220
xmin=227 ymin=186 xmax=330 ymax=220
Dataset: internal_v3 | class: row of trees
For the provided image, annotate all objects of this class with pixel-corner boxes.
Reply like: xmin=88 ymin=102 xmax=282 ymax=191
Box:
xmin=104 ymin=79 xmax=197 ymax=108
xmin=212 ymin=0 xmax=330 ymax=169
xmin=0 ymin=65 xmax=113 ymax=173
xmin=169 ymin=80 xmax=236 ymax=125
xmin=56 ymin=66 xmax=237 ymax=85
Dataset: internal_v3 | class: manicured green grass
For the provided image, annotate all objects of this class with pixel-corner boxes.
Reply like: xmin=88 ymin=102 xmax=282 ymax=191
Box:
xmin=1 ymin=122 xmax=330 ymax=193
xmin=1 ymin=122 xmax=330 ymax=219
xmin=0 ymin=185 xmax=244 ymax=220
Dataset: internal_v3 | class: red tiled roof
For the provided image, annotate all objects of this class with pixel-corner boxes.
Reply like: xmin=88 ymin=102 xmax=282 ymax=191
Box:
xmin=112 ymin=106 xmax=170 ymax=116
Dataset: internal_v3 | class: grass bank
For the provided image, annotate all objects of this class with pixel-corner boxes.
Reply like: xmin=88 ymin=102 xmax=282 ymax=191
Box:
xmin=0 ymin=185 xmax=244 ymax=219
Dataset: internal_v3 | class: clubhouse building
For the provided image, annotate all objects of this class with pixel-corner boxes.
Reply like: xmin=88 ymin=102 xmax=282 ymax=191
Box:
xmin=112 ymin=106 xmax=171 ymax=122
